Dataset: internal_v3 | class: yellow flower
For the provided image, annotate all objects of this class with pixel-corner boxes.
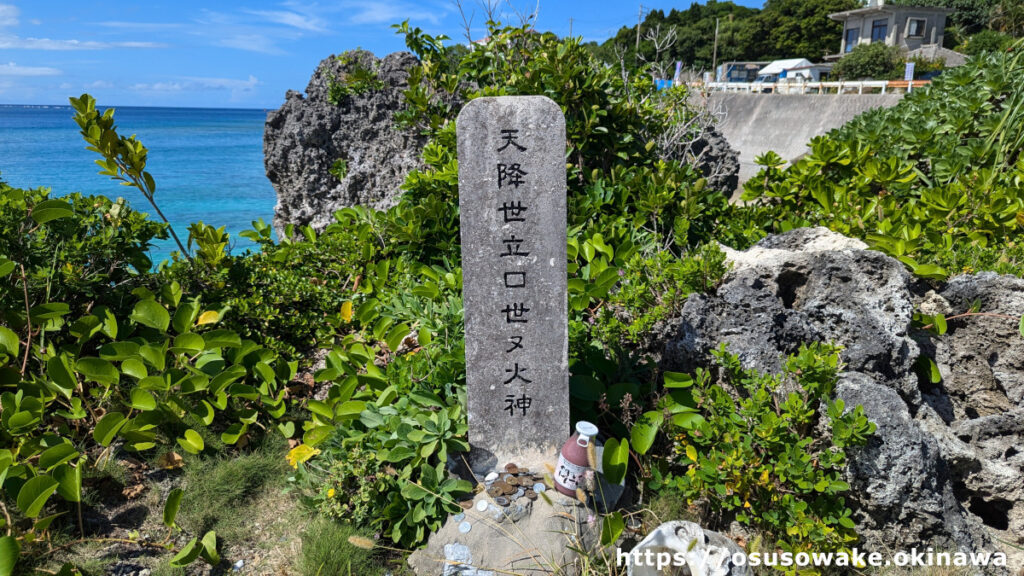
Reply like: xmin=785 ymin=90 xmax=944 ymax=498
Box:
xmin=327 ymin=488 xmax=336 ymax=498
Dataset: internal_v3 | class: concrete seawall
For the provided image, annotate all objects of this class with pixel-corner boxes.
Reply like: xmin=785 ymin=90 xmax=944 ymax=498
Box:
xmin=710 ymin=93 xmax=904 ymax=191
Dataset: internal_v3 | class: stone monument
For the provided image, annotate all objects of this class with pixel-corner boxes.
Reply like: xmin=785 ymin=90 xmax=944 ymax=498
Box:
xmin=457 ymin=95 xmax=570 ymax=473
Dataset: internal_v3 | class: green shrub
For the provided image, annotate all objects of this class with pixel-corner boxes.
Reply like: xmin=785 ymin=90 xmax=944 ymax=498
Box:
xmin=654 ymin=344 xmax=875 ymax=554
xmin=832 ymin=43 xmax=903 ymax=80
xmin=327 ymin=50 xmax=385 ymax=106
xmin=744 ymin=44 xmax=1024 ymax=278
xmin=329 ymin=158 xmax=348 ymax=181
xmin=960 ymin=29 xmax=1014 ymax=56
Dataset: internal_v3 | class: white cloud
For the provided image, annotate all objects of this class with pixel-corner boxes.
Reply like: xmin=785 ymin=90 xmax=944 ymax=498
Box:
xmin=216 ymin=33 xmax=283 ymax=54
xmin=130 ymin=75 xmax=260 ymax=93
xmin=96 ymin=21 xmax=183 ymax=31
xmin=246 ymin=9 xmax=327 ymax=33
xmin=0 ymin=4 xmax=18 ymax=28
xmin=85 ymin=80 xmax=113 ymax=89
xmin=0 ymin=35 xmax=164 ymax=50
xmin=0 ymin=61 xmax=61 ymax=76
xmin=344 ymin=1 xmax=447 ymax=25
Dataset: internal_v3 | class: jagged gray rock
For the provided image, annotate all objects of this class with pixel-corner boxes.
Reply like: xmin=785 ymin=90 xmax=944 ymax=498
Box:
xmin=662 ymin=227 xmax=920 ymax=403
xmin=264 ymin=50 xmax=427 ymax=235
xmin=655 ymin=227 xmax=1022 ymax=570
xmin=835 ymin=372 xmax=994 ymax=561
xmin=689 ymin=126 xmax=740 ymax=196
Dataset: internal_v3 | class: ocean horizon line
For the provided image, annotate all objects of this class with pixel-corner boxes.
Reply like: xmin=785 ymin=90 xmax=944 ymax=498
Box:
xmin=0 ymin=103 xmax=276 ymax=112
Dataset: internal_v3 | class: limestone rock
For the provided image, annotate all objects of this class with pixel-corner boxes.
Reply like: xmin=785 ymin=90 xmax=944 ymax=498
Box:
xmin=663 ymin=227 xmax=919 ymax=402
xmin=687 ymin=127 xmax=740 ymax=196
xmin=654 ymin=228 xmax=1023 ymax=568
xmin=264 ymin=50 xmax=427 ymax=235
xmin=932 ymin=272 xmax=1024 ymax=419
xmin=835 ymin=373 xmax=995 ymax=559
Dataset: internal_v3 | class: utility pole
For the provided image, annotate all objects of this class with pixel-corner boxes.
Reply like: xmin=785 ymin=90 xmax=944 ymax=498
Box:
xmin=569 ymin=17 xmax=573 ymax=38
xmin=635 ymin=4 xmax=643 ymax=63
xmin=712 ymin=17 xmax=720 ymax=81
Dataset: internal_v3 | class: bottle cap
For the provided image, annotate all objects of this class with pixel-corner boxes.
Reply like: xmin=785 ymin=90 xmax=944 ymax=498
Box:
xmin=575 ymin=421 xmax=599 ymax=438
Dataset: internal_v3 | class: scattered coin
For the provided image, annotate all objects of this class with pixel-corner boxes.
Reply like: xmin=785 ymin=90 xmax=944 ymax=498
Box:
xmin=533 ymin=483 xmax=547 ymax=493
xmin=487 ymin=486 xmax=503 ymax=498
xmin=459 ymin=500 xmax=474 ymax=510
xmin=505 ymin=463 xmax=519 ymax=474
xmin=502 ymin=482 xmax=517 ymax=495
xmin=505 ymin=476 xmax=519 ymax=486
xmin=518 ymin=468 xmax=530 ymax=475
xmin=494 ymin=496 xmax=510 ymax=507
xmin=525 ymin=489 xmax=538 ymax=501
xmin=514 ymin=487 xmax=525 ymax=499
xmin=476 ymin=500 xmax=489 ymax=512
xmin=453 ymin=512 xmax=466 ymax=522
xmin=459 ymin=521 xmax=472 ymax=534
xmin=484 ymin=472 xmax=499 ymax=482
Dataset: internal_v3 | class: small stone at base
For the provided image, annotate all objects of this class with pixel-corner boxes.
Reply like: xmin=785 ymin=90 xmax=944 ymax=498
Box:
xmin=484 ymin=472 xmax=499 ymax=482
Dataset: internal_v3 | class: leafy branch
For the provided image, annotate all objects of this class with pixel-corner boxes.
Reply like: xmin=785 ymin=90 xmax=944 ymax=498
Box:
xmin=69 ymin=94 xmax=192 ymax=262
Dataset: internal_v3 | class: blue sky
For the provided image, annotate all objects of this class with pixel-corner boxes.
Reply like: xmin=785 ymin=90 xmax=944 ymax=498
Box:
xmin=0 ymin=1 xmax=762 ymax=109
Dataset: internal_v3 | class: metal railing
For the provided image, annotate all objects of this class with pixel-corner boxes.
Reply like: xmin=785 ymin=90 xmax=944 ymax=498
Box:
xmin=700 ymin=80 xmax=929 ymax=94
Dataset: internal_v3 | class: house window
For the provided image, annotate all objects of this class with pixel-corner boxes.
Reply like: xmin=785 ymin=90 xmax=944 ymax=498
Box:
xmin=871 ymin=19 xmax=888 ymax=43
xmin=908 ymin=18 xmax=927 ymax=37
xmin=845 ymin=27 xmax=860 ymax=52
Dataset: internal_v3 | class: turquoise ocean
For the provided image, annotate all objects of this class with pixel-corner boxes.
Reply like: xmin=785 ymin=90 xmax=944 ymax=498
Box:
xmin=0 ymin=104 xmax=277 ymax=264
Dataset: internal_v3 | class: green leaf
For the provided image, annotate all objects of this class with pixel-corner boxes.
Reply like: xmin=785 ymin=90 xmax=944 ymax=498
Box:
xmin=93 ymin=412 xmax=127 ymax=446
xmin=99 ymin=341 xmax=141 ymax=361
xmin=663 ymin=371 xmax=693 ymax=388
xmin=29 ymin=302 xmax=70 ymax=322
xmin=53 ymin=463 xmax=81 ymax=503
xmin=385 ymin=323 xmax=411 ymax=353
xmin=1019 ymin=315 xmax=1023 ymax=338
xmin=630 ymin=411 xmax=664 ymax=456
xmin=162 ymin=282 xmax=184 ymax=308
xmin=202 ymin=329 xmax=241 ymax=349
xmin=130 ymin=299 xmax=170 ymax=331
xmin=31 ymin=199 xmax=74 ymax=224
xmin=0 ymin=535 xmax=19 ymax=576
xmin=170 ymin=538 xmax=203 ymax=567
xmin=0 ymin=258 xmax=14 ymax=279
xmin=164 ymin=488 xmax=184 ymax=527
xmin=600 ymin=511 xmax=625 ymax=546
xmin=671 ymin=412 xmax=705 ymax=429
xmin=220 ymin=423 xmax=248 ymax=445
xmin=130 ymin=388 xmax=157 ymax=411
xmin=171 ymin=333 xmax=205 ymax=354
xmin=76 ymin=357 xmax=120 ymax=386
xmin=121 ymin=358 xmax=148 ymax=380
xmin=0 ymin=327 xmax=18 ymax=359
xmin=33 ymin=511 xmax=65 ymax=533
xmin=16 ymin=475 xmax=59 ymax=518
xmin=39 ymin=443 xmax=79 ymax=470
xmin=601 ymin=438 xmax=629 ymax=485
xmin=200 ymin=531 xmax=220 ymax=565
xmin=934 ymin=313 xmax=947 ymax=335
xmin=177 ymin=429 xmax=205 ymax=454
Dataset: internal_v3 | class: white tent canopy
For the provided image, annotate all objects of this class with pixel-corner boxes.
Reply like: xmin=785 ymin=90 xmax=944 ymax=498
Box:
xmin=757 ymin=58 xmax=814 ymax=77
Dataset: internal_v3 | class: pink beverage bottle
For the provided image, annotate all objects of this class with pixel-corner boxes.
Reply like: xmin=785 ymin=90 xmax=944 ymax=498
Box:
xmin=554 ymin=421 xmax=599 ymax=496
